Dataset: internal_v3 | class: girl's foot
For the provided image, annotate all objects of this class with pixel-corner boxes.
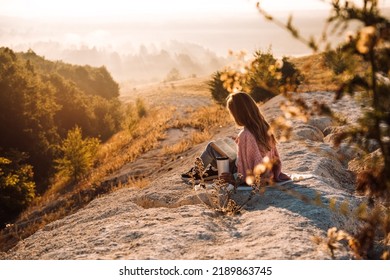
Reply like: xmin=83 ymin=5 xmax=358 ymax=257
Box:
xmin=275 ymin=172 xmax=291 ymax=182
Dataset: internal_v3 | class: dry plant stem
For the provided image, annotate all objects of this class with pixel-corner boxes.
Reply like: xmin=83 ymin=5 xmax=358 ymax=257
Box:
xmin=193 ymin=165 xmax=259 ymax=215
xmin=235 ymin=190 xmax=257 ymax=213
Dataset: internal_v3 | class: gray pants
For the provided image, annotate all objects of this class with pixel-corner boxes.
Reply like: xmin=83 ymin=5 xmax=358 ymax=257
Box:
xmin=200 ymin=142 xmax=237 ymax=173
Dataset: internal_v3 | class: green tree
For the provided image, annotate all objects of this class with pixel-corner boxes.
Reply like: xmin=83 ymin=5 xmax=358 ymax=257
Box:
xmin=91 ymin=97 xmax=124 ymax=140
xmin=0 ymin=46 xmax=123 ymax=195
xmin=123 ymin=98 xmax=148 ymax=132
xmin=19 ymin=51 xmax=120 ymax=100
xmin=0 ymin=47 xmax=60 ymax=181
xmin=209 ymin=49 xmax=302 ymax=103
xmin=208 ymin=71 xmax=230 ymax=105
xmin=165 ymin=67 xmax=181 ymax=82
xmin=55 ymin=127 xmax=100 ymax=182
xmin=0 ymin=153 xmax=35 ymax=227
xmin=247 ymin=50 xmax=283 ymax=102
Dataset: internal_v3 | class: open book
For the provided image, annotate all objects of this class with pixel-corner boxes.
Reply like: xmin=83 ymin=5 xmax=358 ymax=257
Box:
xmin=210 ymin=137 xmax=237 ymax=162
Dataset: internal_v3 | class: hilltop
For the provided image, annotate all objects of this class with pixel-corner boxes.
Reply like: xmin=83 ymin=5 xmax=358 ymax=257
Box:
xmin=0 ymin=52 xmax=378 ymax=259
xmin=1 ymin=82 xmax=367 ymax=259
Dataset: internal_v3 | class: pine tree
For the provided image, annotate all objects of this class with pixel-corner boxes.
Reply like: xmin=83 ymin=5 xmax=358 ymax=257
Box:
xmin=55 ymin=126 xmax=100 ymax=182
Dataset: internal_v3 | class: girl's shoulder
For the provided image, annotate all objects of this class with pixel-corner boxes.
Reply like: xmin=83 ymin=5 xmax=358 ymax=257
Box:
xmin=239 ymin=127 xmax=254 ymax=136
xmin=237 ymin=128 xmax=256 ymax=142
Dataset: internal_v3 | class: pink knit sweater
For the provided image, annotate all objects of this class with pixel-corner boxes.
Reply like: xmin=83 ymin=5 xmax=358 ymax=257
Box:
xmin=236 ymin=127 xmax=281 ymax=179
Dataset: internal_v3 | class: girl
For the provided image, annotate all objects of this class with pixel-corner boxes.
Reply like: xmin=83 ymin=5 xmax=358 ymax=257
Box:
xmin=181 ymin=92 xmax=290 ymax=184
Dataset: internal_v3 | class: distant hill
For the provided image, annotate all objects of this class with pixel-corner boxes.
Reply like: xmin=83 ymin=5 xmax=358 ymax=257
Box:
xmin=0 ymin=9 xmax=357 ymax=83
xmin=4 ymin=39 xmax=231 ymax=83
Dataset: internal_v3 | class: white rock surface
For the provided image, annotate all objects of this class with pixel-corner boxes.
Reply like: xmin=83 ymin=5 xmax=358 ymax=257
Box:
xmin=2 ymin=92 xmax=365 ymax=260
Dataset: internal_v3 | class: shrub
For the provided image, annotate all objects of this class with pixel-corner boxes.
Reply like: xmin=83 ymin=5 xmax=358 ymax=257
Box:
xmin=135 ymin=98 xmax=148 ymax=118
xmin=249 ymin=51 xmax=302 ymax=102
xmin=208 ymin=71 xmax=230 ymax=105
xmin=54 ymin=126 xmax=100 ymax=182
xmin=165 ymin=67 xmax=181 ymax=82
xmin=322 ymin=48 xmax=350 ymax=75
xmin=209 ymin=50 xmax=302 ymax=103
xmin=247 ymin=50 xmax=280 ymax=102
xmin=123 ymin=98 xmax=148 ymax=131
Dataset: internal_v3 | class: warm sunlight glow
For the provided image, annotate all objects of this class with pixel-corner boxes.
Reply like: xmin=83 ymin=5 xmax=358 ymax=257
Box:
xmin=260 ymin=0 xmax=390 ymax=12
xmin=260 ymin=0 xmax=329 ymax=11
xmin=1 ymin=0 xmax=389 ymax=19
xmin=1 ymin=0 xmax=389 ymax=67
xmin=0 ymin=0 xmax=257 ymax=19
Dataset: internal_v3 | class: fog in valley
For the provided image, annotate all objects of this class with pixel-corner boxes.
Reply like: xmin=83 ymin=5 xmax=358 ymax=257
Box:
xmin=0 ymin=5 xmax=363 ymax=84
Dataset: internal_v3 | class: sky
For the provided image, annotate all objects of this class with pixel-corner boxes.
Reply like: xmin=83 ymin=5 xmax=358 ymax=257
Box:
xmin=0 ymin=0 xmax=389 ymax=77
xmin=0 ymin=0 xmax=352 ymax=20
xmin=1 ymin=0 xmax=389 ymax=22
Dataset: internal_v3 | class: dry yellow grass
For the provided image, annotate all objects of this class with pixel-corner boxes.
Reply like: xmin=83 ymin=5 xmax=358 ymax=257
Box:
xmin=162 ymin=104 xmax=233 ymax=156
xmin=173 ymin=105 xmax=231 ymax=130
xmin=42 ymin=105 xmax=175 ymax=201
xmin=290 ymin=53 xmax=340 ymax=92
xmin=120 ymin=76 xmax=211 ymax=105
xmin=94 ymin=106 xmax=176 ymax=176
xmin=162 ymin=130 xmax=211 ymax=156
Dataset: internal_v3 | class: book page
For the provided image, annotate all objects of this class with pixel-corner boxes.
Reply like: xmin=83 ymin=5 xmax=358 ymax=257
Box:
xmin=210 ymin=138 xmax=237 ymax=161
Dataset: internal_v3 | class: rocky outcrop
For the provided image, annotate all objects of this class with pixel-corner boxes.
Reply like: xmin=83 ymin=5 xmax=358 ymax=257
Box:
xmin=2 ymin=92 xmax=366 ymax=260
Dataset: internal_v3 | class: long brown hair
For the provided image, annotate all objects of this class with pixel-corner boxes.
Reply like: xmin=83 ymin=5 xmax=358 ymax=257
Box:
xmin=226 ymin=92 xmax=276 ymax=151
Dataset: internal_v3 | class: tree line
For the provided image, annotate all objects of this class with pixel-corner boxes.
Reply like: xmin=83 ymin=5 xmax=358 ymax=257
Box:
xmin=0 ymin=47 xmax=123 ymax=226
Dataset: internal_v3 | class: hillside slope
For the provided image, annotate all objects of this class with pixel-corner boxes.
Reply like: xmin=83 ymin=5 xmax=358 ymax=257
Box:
xmin=1 ymin=90 xmax=367 ymax=260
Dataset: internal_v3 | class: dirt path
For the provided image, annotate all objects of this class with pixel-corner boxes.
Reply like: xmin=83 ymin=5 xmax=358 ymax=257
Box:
xmin=108 ymin=76 xmax=221 ymax=185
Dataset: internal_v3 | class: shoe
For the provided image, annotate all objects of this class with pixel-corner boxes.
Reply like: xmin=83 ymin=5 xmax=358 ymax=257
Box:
xmin=181 ymin=166 xmax=219 ymax=183
xmin=181 ymin=167 xmax=202 ymax=183
xmin=202 ymin=165 xmax=219 ymax=181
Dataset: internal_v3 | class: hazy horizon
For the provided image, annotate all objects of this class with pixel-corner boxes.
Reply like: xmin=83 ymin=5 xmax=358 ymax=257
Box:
xmin=1 ymin=0 xmax=389 ymax=82
xmin=0 ymin=7 xmax=334 ymax=55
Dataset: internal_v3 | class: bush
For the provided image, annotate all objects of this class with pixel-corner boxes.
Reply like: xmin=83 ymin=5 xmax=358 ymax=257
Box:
xmin=208 ymin=71 xmax=230 ymax=105
xmin=248 ymin=51 xmax=302 ymax=102
xmin=209 ymin=50 xmax=302 ymax=103
xmin=54 ymin=126 xmax=100 ymax=182
xmin=136 ymin=98 xmax=148 ymax=118
xmin=0 ymin=153 xmax=35 ymax=227
xmin=124 ymin=98 xmax=148 ymax=131
xmin=165 ymin=68 xmax=181 ymax=82
xmin=322 ymin=48 xmax=351 ymax=75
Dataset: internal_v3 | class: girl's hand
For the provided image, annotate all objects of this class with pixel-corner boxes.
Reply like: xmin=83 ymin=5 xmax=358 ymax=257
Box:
xmin=219 ymin=172 xmax=234 ymax=184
